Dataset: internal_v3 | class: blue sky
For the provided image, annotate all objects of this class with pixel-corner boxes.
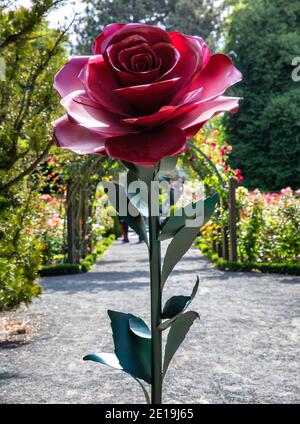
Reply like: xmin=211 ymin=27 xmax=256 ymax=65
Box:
xmin=16 ymin=0 xmax=85 ymax=46
xmin=16 ymin=0 xmax=85 ymax=28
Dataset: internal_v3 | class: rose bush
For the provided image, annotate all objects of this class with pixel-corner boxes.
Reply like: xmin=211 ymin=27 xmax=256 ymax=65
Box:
xmin=198 ymin=185 xmax=300 ymax=264
xmin=53 ymin=23 xmax=242 ymax=166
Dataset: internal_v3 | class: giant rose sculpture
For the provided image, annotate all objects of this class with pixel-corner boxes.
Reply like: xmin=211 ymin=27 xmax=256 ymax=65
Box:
xmin=53 ymin=23 xmax=242 ymax=404
xmin=53 ymin=23 xmax=241 ymax=166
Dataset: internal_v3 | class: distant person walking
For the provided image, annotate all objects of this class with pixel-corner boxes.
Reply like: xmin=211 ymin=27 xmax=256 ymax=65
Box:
xmin=119 ymin=218 xmax=129 ymax=243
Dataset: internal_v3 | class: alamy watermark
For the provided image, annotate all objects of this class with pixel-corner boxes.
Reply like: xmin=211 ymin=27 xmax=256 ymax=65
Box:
xmin=291 ymin=57 xmax=300 ymax=82
xmin=101 ymin=173 xmax=206 ymax=228
xmin=0 ymin=57 xmax=5 ymax=82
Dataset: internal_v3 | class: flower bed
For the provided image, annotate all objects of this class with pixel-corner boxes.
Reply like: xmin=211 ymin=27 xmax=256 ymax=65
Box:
xmin=197 ymin=187 xmax=300 ymax=272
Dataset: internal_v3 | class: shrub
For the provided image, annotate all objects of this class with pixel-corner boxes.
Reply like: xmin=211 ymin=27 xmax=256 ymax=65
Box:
xmin=236 ymin=187 xmax=300 ymax=263
xmin=0 ymin=3 xmax=68 ymax=310
xmin=199 ymin=187 xmax=300 ymax=265
xmin=0 ymin=239 xmax=42 ymax=311
xmin=40 ymin=234 xmax=115 ymax=275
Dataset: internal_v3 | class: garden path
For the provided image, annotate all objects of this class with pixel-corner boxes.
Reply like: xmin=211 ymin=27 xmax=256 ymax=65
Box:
xmin=1 ymin=234 xmax=299 ymax=404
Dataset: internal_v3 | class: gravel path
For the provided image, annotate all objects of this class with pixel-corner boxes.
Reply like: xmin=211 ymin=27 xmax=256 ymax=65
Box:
xmin=1 ymin=233 xmax=299 ymax=404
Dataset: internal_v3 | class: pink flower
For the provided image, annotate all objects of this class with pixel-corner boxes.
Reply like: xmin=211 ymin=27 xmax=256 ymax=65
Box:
xmin=40 ymin=194 xmax=52 ymax=201
xmin=53 ymin=23 xmax=242 ymax=166
xmin=280 ymin=187 xmax=293 ymax=195
xmin=235 ymin=169 xmax=243 ymax=183
xmin=46 ymin=157 xmax=58 ymax=163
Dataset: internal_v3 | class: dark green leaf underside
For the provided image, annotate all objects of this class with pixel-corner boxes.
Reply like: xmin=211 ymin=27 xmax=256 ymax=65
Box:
xmin=155 ymin=156 xmax=178 ymax=180
xmin=108 ymin=310 xmax=152 ymax=384
xmin=161 ymin=276 xmax=200 ymax=320
xmin=126 ymin=170 xmax=149 ymax=217
xmin=161 ymin=194 xmax=218 ymax=285
xmin=159 ymin=192 xmax=219 ymax=241
xmin=105 ymin=181 xmax=148 ymax=246
xmin=83 ymin=352 xmax=150 ymax=403
xmin=163 ymin=311 xmax=199 ymax=376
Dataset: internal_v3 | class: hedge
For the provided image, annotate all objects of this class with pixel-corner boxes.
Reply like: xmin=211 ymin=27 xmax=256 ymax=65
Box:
xmin=215 ymin=259 xmax=300 ymax=276
xmin=40 ymin=235 xmax=115 ymax=276
xmin=195 ymin=241 xmax=300 ymax=276
xmin=39 ymin=263 xmax=82 ymax=276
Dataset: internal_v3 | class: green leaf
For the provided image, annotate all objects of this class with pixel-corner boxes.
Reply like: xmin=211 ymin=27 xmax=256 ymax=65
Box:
xmin=162 ymin=295 xmax=191 ymax=319
xmin=83 ymin=352 xmax=150 ymax=403
xmin=121 ymin=157 xmax=178 ymax=218
xmin=155 ymin=156 xmax=178 ymax=180
xmin=159 ymin=193 xmax=219 ymax=241
xmin=121 ymin=161 xmax=156 ymax=184
xmin=129 ymin=316 xmax=151 ymax=339
xmin=161 ymin=194 xmax=218 ymax=285
xmin=108 ymin=310 xmax=152 ymax=384
xmin=83 ymin=352 xmax=122 ymax=369
xmin=105 ymin=181 xmax=148 ymax=246
xmin=134 ymin=376 xmax=151 ymax=404
xmin=126 ymin=170 xmax=149 ymax=217
xmin=163 ymin=311 xmax=199 ymax=376
xmin=161 ymin=276 xmax=199 ymax=320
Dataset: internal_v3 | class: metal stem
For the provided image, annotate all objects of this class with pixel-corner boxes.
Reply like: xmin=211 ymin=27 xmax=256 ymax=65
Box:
xmin=148 ymin=181 xmax=162 ymax=404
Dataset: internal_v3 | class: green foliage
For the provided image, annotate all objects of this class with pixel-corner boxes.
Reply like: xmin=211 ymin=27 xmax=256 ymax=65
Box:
xmin=238 ymin=196 xmax=264 ymax=262
xmin=0 ymin=8 xmax=67 ymax=179
xmin=236 ymin=187 xmax=300 ymax=263
xmin=105 ymin=215 xmax=122 ymax=239
xmin=224 ymin=0 xmax=300 ymax=190
xmin=40 ymin=235 xmax=115 ymax=275
xmin=180 ymin=118 xmax=243 ymax=196
xmin=0 ymin=193 xmax=43 ymax=310
xmin=196 ymin=237 xmax=300 ymax=275
xmin=79 ymin=235 xmax=115 ymax=272
xmin=0 ymin=2 xmax=68 ymax=310
xmin=166 ymin=0 xmax=223 ymax=46
xmin=78 ymin=262 xmax=91 ymax=273
xmin=196 ymin=187 xmax=300 ymax=267
xmin=0 ymin=178 xmax=43 ymax=311
xmin=0 ymin=254 xmax=42 ymax=311
xmin=74 ymin=0 xmax=225 ymax=54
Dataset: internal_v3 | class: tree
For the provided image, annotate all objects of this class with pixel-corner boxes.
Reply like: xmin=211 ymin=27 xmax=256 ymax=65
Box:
xmin=223 ymin=0 xmax=300 ymax=191
xmin=74 ymin=0 xmax=224 ymax=54
xmin=0 ymin=1 xmax=69 ymax=188
xmin=165 ymin=0 xmax=223 ymax=47
xmin=0 ymin=1 xmax=69 ymax=310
